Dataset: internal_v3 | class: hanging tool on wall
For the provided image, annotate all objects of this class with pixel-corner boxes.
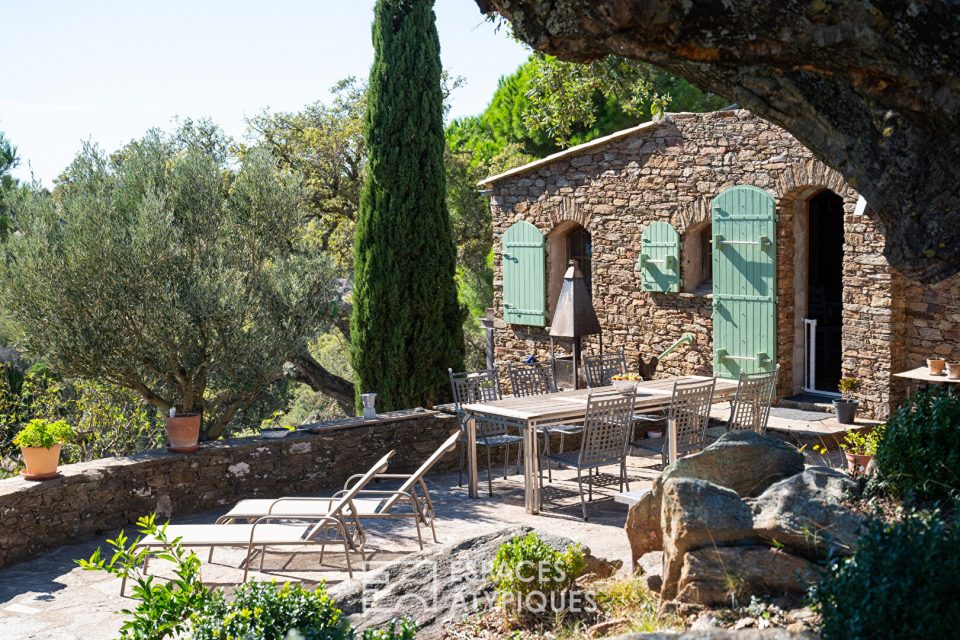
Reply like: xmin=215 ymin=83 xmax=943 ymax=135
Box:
xmin=638 ymin=333 xmax=695 ymax=379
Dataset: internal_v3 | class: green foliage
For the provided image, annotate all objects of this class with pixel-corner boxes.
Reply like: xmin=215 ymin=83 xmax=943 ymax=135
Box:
xmin=80 ymin=513 xmax=414 ymax=640
xmin=351 ymin=0 xmax=464 ymax=411
xmin=840 ymin=423 xmax=885 ymax=456
xmin=0 ymin=131 xmax=19 ymax=241
xmin=814 ymin=508 xmax=960 ymax=640
xmin=837 ymin=376 xmax=861 ymax=399
xmin=69 ymin=379 xmax=166 ymax=462
xmin=1 ymin=124 xmax=340 ymax=439
xmin=79 ymin=514 xmax=214 ymax=640
xmin=0 ymin=367 xmax=64 ymax=464
xmin=12 ymin=418 xmax=74 ymax=449
xmin=191 ymin=581 xmax=350 ymax=640
xmin=874 ymin=388 xmax=960 ymax=503
xmin=248 ymin=78 xmax=366 ymax=270
xmin=490 ymin=532 xmax=586 ymax=610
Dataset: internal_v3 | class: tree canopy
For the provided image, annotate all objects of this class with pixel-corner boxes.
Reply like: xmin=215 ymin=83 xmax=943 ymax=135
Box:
xmin=475 ymin=0 xmax=960 ymax=283
xmin=1 ymin=125 xmax=340 ymax=439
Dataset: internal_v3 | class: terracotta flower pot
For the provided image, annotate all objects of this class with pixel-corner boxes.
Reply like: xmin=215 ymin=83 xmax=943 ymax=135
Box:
xmin=844 ymin=450 xmax=874 ymax=475
xmin=928 ymin=358 xmax=946 ymax=376
xmin=948 ymin=361 xmax=960 ymax=379
xmin=20 ymin=444 xmax=62 ymax=477
xmin=164 ymin=414 xmax=201 ymax=450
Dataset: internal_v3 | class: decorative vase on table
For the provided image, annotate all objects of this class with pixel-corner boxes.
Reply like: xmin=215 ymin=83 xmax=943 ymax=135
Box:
xmin=164 ymin=410 xmax=201 ymax=451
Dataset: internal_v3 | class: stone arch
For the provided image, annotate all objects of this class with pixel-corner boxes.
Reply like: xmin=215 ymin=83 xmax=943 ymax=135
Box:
xmin=549 ymin=196 xmax=591 ymax=228
xmin=775 ymin=159 xmax=851 ymax=200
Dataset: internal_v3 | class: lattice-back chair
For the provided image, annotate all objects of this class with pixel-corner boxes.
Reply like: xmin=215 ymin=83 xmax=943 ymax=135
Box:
xmin=727 ymin=365 xmax=780 ymax=434
xmin=543 ymin=388 xmax=636 ymax=520
xmin=508 ymin=362 xmax=583 ymax=482
xmin=507 ymin=362 xmax=557 ymax=396
xmin=668 ymin=377 xmax=716 ymax=463
xmin=448 ymin=368 xmax=524 ymax=496
xmin=582 ymin=348 xmax=629 ymax=388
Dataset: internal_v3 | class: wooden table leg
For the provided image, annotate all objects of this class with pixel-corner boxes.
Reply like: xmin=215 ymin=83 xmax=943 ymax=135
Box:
xmin=525 ymin=420 xmax=540 ymax=514
xmin=467 ymin=415 xmax=479 ymax=499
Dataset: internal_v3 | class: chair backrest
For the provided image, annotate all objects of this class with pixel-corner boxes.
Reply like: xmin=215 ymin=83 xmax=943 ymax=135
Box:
xmin=728 ymin=365 xmax=780 ymax=434
xmin=308 ymin=450 xmax=394 ymax=537
xmin=383 ymin=430 xmax=461 ymax=512
xmin=582 ymin=348 xmax=628 ymax=388
xmin=667 ymin=378 xmax=716 ymax=460
xmin=448 ymin=368 xmax=502 ymax=407
xmin=507 ymin=362 xmax=557 ymax=397
xmin=579 ymin=389 xmax=636 ymax=467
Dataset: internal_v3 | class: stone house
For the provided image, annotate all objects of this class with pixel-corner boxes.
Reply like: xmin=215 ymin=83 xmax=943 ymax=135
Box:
xmin=480 ymin=109 xmax=960 ymax=419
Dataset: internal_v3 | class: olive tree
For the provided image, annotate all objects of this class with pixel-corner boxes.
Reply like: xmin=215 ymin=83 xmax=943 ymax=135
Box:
xmin=1 ymin=125 xmax=339 ymax=439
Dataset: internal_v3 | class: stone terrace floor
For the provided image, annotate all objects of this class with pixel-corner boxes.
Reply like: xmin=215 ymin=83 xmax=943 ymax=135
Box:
xmin=0 ymin=404 xmax=850 ymax=640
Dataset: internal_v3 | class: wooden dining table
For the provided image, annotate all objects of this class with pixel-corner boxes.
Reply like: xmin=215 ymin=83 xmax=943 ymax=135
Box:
xmin=461 ymin=375 xmax=738 ymax=514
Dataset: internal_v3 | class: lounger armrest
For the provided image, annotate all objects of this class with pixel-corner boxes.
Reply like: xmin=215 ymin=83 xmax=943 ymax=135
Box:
xmin=368 ymin=473 xmax=414 ymax=479
xmin=266 ymin=497 xmax=337 ymax=514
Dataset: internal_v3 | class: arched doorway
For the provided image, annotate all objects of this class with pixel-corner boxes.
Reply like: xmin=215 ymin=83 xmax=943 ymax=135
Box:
xmin=803 ymin=190 xmax=844 ymax=394
xmin=547 ymin=221 xmax=592 ymax=316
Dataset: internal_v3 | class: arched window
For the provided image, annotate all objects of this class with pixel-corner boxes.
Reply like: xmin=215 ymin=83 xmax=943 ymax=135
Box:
xmin=682 ymin=221 xmax=713 ymax=294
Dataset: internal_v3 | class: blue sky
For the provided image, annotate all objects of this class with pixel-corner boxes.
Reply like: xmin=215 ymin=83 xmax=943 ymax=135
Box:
xmin=2 ymin=1 xmax=530 ymax=186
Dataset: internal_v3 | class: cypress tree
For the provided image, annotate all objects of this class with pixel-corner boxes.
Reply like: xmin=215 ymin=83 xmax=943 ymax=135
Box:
xmin=351 ymin=0 xmax=464 ymax=411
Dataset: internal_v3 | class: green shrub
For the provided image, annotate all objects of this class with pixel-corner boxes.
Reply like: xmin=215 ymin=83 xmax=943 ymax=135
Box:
xmin=12 ymin=418 xmax=74 ymax=449
xmin=874 ymin=388 xmax=960 ymax=503
xmin=80 ymin=514 xmax=415 ymax=640
xmin=191 ymin=581 xmax=349 ymax=640
xmin=490 ymin=531 xmax=586 ymax=614
xmin=814 ymin=508 xmax=960 ymax=640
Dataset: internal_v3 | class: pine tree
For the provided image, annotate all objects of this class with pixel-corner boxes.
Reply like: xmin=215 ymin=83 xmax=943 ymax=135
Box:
xmin=351 ymin=0 xmax=464 ymax=412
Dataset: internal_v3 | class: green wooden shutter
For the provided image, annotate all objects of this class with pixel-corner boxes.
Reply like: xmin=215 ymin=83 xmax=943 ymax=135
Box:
xmin=502 ymin=221 xmax=546 ymax=326
xmin=711 ymin=185 xmax=777 ymax=378
xmin=637 ymin=221 xmax=681 ymax=293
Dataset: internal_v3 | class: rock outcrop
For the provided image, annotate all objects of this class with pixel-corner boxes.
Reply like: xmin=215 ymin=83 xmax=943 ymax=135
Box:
xmin=626 ymin=432 xmax=804 ymax=570
xmin=329 ymin=526 xmax=613 ymax=639
xmin=625 ymin=433 xmax=866 ymax=606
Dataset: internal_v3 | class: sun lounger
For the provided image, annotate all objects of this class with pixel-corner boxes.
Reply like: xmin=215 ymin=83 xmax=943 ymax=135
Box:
xmin=125 ymin=450 xmax=395 ymax=593
xmin=217 ymin=430 xmax=460 ymax=549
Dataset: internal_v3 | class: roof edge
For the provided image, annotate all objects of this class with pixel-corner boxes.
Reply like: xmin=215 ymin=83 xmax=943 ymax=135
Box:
xmin=477 ymin=117 xmax=666 ymax=188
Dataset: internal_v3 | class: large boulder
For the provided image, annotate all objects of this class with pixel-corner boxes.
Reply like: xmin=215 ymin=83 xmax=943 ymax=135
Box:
xmin=676 ymin=546 xmax=823 ymax=606
xmin=749 ymin=467 xmax=866 ymax=560
xmin=626 ymin=432 xmax=802 ymax=572
xmin=662 ymin=431 xmax=805 ymax=498
xmin=626 ymin=489 xmax=662 ymax=569
xmin=660 ymin=478 xmax=756 ymax=600
xmin=328 ymin=526 xmax=603 ymax=639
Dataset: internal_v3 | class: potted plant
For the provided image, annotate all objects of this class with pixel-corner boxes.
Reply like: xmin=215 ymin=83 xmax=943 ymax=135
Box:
xmin=948 ymin=361 xmax=960 ymax=379
xmin=834 ymin=377 xmax=861 ymax=424
xmin=13 ymin=418 xmax=75 ymax=480
xmin=610 ymin=372 xmax=641 ymax=391
xmin=840 ymin=423 xmax=885 ymax=475
xmin=928 ymin=357 xmax=947 ymax=376
xmin=164 ymin=408 xmax=201 ymax=452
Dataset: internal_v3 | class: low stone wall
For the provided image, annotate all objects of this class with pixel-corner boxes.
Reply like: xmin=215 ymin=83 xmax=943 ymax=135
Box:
xmin=0 ymin=410 xmax=458 ymax=570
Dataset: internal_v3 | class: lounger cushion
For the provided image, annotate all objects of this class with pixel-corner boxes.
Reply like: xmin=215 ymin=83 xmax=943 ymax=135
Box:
xmin=220 ymin=497 xmax=384 ymax=522
xmin=140 ymin=523 xmax=319 ymax=547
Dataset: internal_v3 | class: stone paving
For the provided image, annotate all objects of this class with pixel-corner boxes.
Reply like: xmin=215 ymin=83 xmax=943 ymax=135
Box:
xmin=0 ymin=409 xmax=850 ymax=640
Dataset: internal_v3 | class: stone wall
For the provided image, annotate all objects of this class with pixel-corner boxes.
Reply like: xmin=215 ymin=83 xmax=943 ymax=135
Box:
xmin=486 ymin=109 xmax=939 ymax=419
xmin=904 ymin=277 xmax=960 ymax=365
xmin=0 ymin=410 xmax=458 ymax=570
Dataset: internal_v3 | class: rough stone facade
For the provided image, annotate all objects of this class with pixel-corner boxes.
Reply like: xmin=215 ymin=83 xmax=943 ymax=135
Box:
xmin=0 ymin=411 xmax=458 ymax=570
xmin=485 ymin=110 xmax=958 ymax=419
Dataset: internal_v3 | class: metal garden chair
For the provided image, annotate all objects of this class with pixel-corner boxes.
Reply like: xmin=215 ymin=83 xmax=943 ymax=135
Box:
xmin=584 ymin=347 xmax=666 ymax=442
xmin=542 ymin=388 xmax=636 ymax=520
xmin=448 ymin=368 xmax=524 ymax=496
xmin=726 ymin=365 xmax=780 ymax=434
xmin=507 ymin=362 xmax=583 ymax=482
xmin=631 ymin=377 xmax=716 ymax=467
